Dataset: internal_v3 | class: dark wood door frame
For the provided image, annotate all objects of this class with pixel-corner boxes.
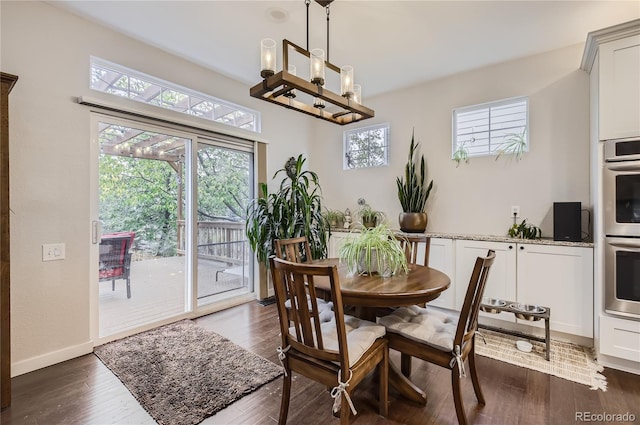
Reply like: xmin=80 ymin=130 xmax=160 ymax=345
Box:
xmin=1 ymin=71 xmax=18 ymax=410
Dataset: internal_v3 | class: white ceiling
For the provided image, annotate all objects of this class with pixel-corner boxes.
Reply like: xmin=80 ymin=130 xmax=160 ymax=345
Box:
xmin=51 ymin=1 xmax=639 ymax=98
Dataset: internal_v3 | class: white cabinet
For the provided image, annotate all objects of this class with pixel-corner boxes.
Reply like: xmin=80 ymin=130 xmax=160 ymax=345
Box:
xmin=453 ymin=240 xmax=594 ymax=337
xmin=328 ymin=231 xmax=349 ymax=258
xmin=517 ymin=244 xmax=594 ymax=338
xmin=599 ymin=35 xmax=640 ymax=140
xmin=454 ymin=240 xmax=517 ymax=324
xmin=599 ymin=314 xmax=640 ymax=363
xmin=427 ymin=238 xmax=456 ymax=309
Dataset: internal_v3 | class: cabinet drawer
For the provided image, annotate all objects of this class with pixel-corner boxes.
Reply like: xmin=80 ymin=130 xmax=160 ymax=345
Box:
xmin=599 ymin=314 xmax=640 ymax=363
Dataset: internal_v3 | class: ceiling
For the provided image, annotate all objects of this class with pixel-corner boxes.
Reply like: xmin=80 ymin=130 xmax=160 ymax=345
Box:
xmin=51 ymin=1 xmax=639 ymax=99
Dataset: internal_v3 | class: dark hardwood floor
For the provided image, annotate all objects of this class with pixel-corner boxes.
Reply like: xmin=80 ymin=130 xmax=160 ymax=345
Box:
xmin=1 ymin=301 xmax=639 ymax=425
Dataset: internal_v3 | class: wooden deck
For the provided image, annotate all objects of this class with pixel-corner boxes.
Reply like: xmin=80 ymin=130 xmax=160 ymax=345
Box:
xmin=99 ymin=256 xmax=250 ymax=337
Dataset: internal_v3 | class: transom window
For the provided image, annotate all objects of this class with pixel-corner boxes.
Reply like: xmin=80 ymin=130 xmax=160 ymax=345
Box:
xmin=452 ymin=96 xmax=528 ymax=161
xmin=90 ymin=57 xmax=260 ymax=133
xmin=343 ymin=123 xmax=390 ymax=169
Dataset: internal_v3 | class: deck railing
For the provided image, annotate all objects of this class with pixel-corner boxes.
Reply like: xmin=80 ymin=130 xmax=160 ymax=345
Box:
xmin=177 ymin=220 xmax=248 ymax=266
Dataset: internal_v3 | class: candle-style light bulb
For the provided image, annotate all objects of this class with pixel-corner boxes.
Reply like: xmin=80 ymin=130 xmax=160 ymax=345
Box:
xmin=310 ymin=48 xmax=325 ymax=86
xmin=260 ymin=39 xmax=276 ymax=78
xmin=341 ymin=65 xmax=354 ymax=98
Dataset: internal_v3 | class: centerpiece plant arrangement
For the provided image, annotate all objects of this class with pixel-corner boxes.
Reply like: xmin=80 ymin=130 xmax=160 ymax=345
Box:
xmin=245 ymin=155 xmax=329 ymax=267
xmin=397 ymin=130 xmax=434 ymax=233
xmin=339 ymin=224 xmax=408 ymax=278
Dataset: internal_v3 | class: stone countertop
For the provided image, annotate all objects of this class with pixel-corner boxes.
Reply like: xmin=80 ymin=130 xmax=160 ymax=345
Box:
xmin=329 ymin=228 xmax=594 ymax=248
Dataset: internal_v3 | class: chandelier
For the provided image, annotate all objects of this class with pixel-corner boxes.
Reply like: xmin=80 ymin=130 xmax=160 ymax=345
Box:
xmin=249 ymin=0 xmax=374 ymax=125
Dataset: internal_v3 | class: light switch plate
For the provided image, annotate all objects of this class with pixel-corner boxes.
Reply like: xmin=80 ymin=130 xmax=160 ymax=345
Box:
xmin=42 ymin=243 xmax=65 ymax=262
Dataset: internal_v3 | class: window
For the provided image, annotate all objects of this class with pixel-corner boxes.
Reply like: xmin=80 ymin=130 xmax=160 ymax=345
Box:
xmin=90 ymin=57 xmax=261 ymax=133
xmin=343 ymin=123 xmax=390 ymax=169
xmin=452 ymin=97 xmax=528 ymax=161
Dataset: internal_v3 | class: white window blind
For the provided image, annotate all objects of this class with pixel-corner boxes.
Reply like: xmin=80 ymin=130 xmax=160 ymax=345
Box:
xmin=452 ymin=97 xmax=528 ymax=159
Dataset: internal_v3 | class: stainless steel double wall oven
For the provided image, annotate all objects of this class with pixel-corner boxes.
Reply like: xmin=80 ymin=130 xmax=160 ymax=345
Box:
xmin=603 ymin=139 xmax=640 ymax=318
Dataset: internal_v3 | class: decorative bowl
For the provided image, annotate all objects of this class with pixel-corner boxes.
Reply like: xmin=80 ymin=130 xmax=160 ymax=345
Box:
xmin=516 ymin=340 xmax=533 ymax=353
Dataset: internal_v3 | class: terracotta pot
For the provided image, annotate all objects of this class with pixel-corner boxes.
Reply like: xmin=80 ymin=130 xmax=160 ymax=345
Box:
xmin=399 ymin=212 xmax=428 ymax=233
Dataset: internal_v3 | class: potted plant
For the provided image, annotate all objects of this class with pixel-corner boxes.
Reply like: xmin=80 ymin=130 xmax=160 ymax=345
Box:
xmin=508 ymin=219 xmax=542 ymax=239
xmin=245 ymin=155 xmax=329 ymax=267
xmin=358 ymin=203 xmax=385 ymax=228
xmin=339 ymin=224 xmax=408 ymax=277
xmin=397 ymin=130 xmax=434 ymax=233
xmin=324 ymin=209 xmax=345 ymax=229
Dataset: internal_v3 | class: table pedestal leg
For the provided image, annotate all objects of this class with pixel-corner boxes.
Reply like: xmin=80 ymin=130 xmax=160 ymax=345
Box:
xmin=389 ymin=361 xmax=427 ymax=405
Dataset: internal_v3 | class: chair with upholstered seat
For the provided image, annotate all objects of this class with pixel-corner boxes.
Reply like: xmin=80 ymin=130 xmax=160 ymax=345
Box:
xmin=99 ymin=232 xmax=135 ymax=299
xmin=274 ymin=236 xmax=333 ymax=321
xmin=396 ymin=233 xmax=431 ymax=266
xmin=379 ymin=250 xmax=496 ymax=425
xmin=269 ymin=256 xmax=389 ymax=424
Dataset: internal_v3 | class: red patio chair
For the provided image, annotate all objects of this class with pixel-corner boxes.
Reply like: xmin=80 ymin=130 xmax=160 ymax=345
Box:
xmin=99 ymin=232 xmax=135 ymax=299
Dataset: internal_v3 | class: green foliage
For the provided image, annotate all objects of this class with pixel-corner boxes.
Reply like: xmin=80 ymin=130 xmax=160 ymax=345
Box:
xmin=245 ymin=155 xmax=330 ymax=267
xmin=495 ymin=129 xmax=528 ymax=161
xmin=452 ymin=136 xmax=475 ymax=167
xmin=324 ymin=209 xmax=345 ymax=228
xmin=339 ymin=224 xmax=408 ymax=277
xmin=344 ymin=127 xmax=387 ymax=168
xmin=99 ymin=145 xmax=251 ymax=258
xmin=357 ymin=204 xmax=385 ymax=228
xmin=397 ymin=130 xmax=434 ymax=212
xmin=508 ymin=219 xmax=542 ymax=239
xmin=100 ymin=155 xmax=180 ymax=257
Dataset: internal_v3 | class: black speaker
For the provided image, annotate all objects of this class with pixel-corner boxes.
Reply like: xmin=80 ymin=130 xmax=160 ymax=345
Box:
xmin=553 ymin=202 xmax=581 ymax=242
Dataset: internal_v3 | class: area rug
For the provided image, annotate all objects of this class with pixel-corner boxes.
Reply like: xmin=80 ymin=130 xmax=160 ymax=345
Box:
xmin=94 ymin=320 xmax=283 ymax=425
xmin=475 ymin=329 xmax=607 ymax=391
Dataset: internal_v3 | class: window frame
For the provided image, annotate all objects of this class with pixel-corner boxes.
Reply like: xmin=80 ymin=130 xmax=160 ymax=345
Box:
xmin=90 ymin=56 xmax=261 ymax=133
xmin=343 ymin=123 xmax=390 ymax=170
xmin=452 ymin=96 xmax=529 ymax=161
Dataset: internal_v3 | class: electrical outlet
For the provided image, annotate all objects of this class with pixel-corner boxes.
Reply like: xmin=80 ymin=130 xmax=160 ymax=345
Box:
xmin=42 ymin=243 xmax=65 ymax=262
xmin=511 ymin=206 xmax=520 ymax=217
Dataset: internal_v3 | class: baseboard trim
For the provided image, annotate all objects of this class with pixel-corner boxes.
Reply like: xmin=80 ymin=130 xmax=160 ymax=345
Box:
xmin=11 ymin=341 xmax=94 ymax=377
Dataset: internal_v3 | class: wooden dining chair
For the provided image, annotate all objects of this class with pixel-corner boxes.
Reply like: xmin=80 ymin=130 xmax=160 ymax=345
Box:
xmin=269 ymin=256 xmax=389 ymax=425
xmin=274 ymin=236 xmax=333 ymax=322
xmin=378 ymin=250 xmax=496 ymax=425
xmin=396 ymin=234 xmax=431 ymax=266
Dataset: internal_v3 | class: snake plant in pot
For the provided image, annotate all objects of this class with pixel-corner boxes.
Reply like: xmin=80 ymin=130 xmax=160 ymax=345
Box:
xmin=245 ymin=155 xmax=329 ymax=268
xmin=396 ymin=130 xmax=434 ymax=233
xmin=339 ymin=224 xmax=408 ymax=277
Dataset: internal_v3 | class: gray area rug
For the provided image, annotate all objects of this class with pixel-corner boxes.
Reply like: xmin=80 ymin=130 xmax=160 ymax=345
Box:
xmin=94 ymin=320 xmax=283 ymax=425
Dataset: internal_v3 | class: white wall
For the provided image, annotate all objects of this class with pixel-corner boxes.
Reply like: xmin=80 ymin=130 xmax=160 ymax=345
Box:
xmin=309 ymin=44 xmax=591 ymax=238
xmin=1 ymin=1 xmax=313 ymax=375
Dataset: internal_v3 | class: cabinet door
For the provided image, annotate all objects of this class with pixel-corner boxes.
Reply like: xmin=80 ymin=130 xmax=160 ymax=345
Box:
xmin=427 ymin=238 xmax=456 ymax=310
xmin=454 ymin=240 xmax=517 ymax=323
xmin=517 ymin=244 xmax=593 ymax=338
xmin=599 ymin=35 xmax=640 ymax=140
xmin=328 ymin=232 xmax=348 ymax=258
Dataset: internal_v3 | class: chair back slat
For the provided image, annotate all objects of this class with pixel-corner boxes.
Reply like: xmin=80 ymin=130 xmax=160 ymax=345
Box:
xmin=270 ymin=257 xmax=348 ymax=366
xmin=274 ymin=236 xmax=313 ymax=263
xmin=454 ymin=250 xmax=496 ymax=347
xmin=396 ymin=234 xmax=431 ymax=266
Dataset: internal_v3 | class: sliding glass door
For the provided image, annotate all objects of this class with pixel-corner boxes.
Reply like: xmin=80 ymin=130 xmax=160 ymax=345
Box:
xmin=195 ymin=141 xmax=253 ymax=307
xmin=94 ymin=115 xmax=254 ymax=339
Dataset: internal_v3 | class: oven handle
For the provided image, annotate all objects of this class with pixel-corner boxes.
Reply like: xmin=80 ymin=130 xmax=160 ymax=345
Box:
xmin=607 ymin=238 xmax=640 ymax=249
xmin=604 ymin=161 xmax=640 ymax=171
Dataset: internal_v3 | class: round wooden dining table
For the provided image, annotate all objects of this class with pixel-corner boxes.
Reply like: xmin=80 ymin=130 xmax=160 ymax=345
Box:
xmin=310 ymin=258 xmax=451 ymax=405
xmin=311 ymin=258 xmax=451 ymax=312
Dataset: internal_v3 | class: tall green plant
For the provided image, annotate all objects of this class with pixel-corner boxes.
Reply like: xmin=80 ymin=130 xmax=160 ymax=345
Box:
xmin=396 ymin=131 xmax=434 ymax=212
xmin=245 ymin=155 xmax=329 ymax=267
